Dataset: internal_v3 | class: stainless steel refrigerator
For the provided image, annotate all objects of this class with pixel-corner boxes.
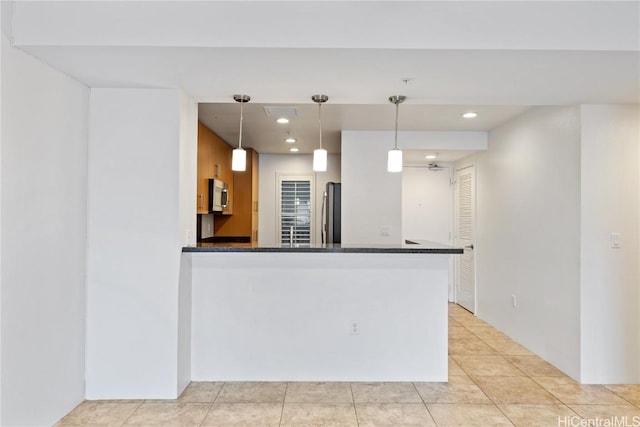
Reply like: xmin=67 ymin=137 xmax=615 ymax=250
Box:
xmin=322 ymin=182 xmax=341 ymax=243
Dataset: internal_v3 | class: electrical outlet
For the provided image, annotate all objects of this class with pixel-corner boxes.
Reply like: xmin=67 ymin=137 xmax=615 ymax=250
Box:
xmin=511 ymin=294 xmax=517 ymax=308
xmin=380 ymin=226 xmax=390 ymax=237
xmin=350 ymin=320 xmax=360 ymax=335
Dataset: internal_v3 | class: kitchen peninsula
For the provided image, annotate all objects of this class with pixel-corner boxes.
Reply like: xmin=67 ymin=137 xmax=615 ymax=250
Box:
xmin=182 ymin=240 xmax=462 ymax=382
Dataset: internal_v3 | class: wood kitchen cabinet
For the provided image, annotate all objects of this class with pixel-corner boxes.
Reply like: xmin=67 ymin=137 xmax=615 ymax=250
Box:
xmin=213 ymin=148 xmax=259 ymax=243
xmin=196 ymin=121 xmax=234 ymax=215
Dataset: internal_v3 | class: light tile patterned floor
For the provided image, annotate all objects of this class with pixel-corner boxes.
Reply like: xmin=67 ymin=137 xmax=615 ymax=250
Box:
xmin=56 ymin=303 xmax=640 ymax=426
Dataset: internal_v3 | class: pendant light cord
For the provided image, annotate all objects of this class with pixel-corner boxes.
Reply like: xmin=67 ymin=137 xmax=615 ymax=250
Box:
xmin=394 ymin=99 xmax=399 ymax=150
xmin=238 ymin=102 xmax=244 ymax=149
xmin=318 ymin=102 xmax=323 ymax=150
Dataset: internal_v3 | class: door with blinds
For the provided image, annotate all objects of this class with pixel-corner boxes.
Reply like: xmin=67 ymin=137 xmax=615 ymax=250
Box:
xmin=278 ymin=175 xmax=314 ymax=245
xmin=455 ymin=165 xmax=476 ymax=313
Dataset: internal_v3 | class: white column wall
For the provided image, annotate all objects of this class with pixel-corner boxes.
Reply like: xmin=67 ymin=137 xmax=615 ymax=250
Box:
xmin=177 ymin=93 xmax=197 ymax=393
xmin=86 ymin=88 xmax=185 ymax=399
xmin=1 ymin=35 xmax=89 ymax=425
xmin=0 ymin=9 xmax=4 ymax=423
xmin=257 ymin=154 xmax=341 ymax=246
xmin=458 ymin=107 xmax=582 ymax=379
xmin=179 ymin=93 xmax=198 ymax=246
xmin=580 ymin=104 xmax=640 ymax=384
xmin=341 ymin=132 xmax=402 ymax=245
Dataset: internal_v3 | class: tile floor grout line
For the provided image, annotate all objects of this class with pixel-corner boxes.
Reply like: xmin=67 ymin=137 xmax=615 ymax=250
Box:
xmin=496 ymin=353 xmax=529 ymax=377
xmin=197 ymin=381 xmax=225 ymax=427
xmin=485 ymin=387 xmax=518 ymax=427
xmin=349 ymin=382 xmax=360 ymax=427
xmin=278 ymin=382 xmax=288 ymax=427
xmin=411 ymin=381 xmax=439 ymax=426
xmin=212 ymin=381 xmax=225 ymax=403
xmin=529 ymin=376 xmax=573 ymax=407
xmin=119 ymin=400 xmax=144 ymax=427
xmin=197 ymin=400 xmax=215 ymax=427
xmin=603 ymin=386 xmax=638 ymax=408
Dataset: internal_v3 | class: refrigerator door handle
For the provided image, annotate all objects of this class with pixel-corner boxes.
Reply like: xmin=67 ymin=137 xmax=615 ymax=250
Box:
xmin=321 ymin=191 xmax=327 ymax=244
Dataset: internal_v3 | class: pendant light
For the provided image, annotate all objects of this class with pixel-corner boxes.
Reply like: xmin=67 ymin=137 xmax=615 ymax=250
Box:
xmin=311 ymin=94 xmax=329 ymax=172
xmin=387 ymin=95 xmax=406 ymax=173
xmin=232 ymin=94 xmax=250 ymax=171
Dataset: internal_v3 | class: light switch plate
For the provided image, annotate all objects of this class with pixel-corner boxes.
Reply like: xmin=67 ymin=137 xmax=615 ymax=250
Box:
xmin=610 ymin=232 xmax=621 ymax=248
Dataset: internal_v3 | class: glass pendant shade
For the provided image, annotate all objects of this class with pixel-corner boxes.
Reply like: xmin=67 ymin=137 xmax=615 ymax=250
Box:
xmin=232 ymin=147 xmax=246 ymax=171
xmin=232 ymin=94 xmax=250 ymax=172
xmin=311 ymin=94 xmax=329 ymax=173
xmin=387 ymin=95 xmax=406 ymax=173
xmin=387 ymin=148 xmax=403 ymax=172
xmin=313 ymin=148 xmax=328 ymax=172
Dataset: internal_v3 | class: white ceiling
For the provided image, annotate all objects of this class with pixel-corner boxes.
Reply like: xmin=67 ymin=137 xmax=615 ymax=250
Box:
xmin=198 ymin=103 xmax=528 ymax=155
xmin=7 ymin=1 xmax=639 ymax=158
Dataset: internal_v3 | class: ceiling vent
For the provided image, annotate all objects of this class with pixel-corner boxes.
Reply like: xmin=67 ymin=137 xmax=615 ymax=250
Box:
xmin=264 ymin=106 xmax=298 ymax=117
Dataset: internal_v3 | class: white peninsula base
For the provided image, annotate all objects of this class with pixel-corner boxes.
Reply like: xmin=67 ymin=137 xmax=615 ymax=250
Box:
xmin=190 ymin=251 xmax=449 ymax=382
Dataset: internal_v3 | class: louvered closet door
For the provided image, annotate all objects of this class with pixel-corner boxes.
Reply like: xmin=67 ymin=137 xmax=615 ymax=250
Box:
xmin=455 ymin=166 xmax=475 ymax=313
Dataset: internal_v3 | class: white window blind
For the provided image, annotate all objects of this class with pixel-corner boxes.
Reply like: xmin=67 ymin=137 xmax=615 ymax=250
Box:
xmin=279 ymin=178 xmax=312 ymax=244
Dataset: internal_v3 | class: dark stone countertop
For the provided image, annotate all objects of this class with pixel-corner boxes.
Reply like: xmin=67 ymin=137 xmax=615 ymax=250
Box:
xmin=182 ymin=239 xmax=463 ymax=254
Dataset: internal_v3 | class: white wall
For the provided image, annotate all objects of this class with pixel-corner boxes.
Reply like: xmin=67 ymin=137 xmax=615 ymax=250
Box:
xmin=86 ymin=88 xmax=186 ymax=399
xmin=342 ymin=131 xmax=487 ymax=245
xmin=258 ymin=154 xmax=340 ymax=246
xmin=1 ymin=35 xmax=89 ymax=425
xmin=580 ymin=104 xmax=640 ymax=383
xmin=458 ymin=104 xmax=640 ymax=383
xmin=402 ymin=165 xmax=453 ymax=245
xmin=458 ymin=106 xmax=582 ymax=380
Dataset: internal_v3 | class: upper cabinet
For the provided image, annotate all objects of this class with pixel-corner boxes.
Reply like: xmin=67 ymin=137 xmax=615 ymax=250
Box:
xmin=197 ymin=121 xmax=234 ymax=215
xmin=197 ymin=121 xmax=259 ymax=243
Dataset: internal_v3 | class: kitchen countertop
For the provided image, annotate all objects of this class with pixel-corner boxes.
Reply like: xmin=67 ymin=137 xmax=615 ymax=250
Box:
xmin=182 ymin=239 xmax=463 ymax=254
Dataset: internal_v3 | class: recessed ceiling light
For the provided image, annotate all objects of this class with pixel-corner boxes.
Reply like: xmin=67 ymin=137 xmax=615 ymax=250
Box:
xmin=289 ymin=147 xmax=299 ymax=152
xmin=462 ymin=112 xmax=478 ymax=119
xmin=426 ymin=154 xmax=437 ymax=160
xmin=277 ymin=118 xmax=290 ymax=124
xmin=285 ymin=137 xmax=296 ymax=143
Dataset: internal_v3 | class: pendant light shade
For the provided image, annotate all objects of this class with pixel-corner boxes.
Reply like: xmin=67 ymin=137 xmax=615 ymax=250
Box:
xmin=311 ymin=94 xmax=329 ymax=172
xmin=387 ymin=148 xmax=403 ymax=172
xmin=387 ymin=95 xmax=406 ymax=173
xmin=232 ymin=147 xmax=246 ymax=171
xmin=232 ymin=94 xmax=250 ymax=171
xmin=313 ymin=148 xmax=327 ymax=171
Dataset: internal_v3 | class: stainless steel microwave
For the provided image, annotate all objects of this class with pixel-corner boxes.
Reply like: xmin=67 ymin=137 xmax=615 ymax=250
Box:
xmin=208 ymin=179 xmax=228 ymax=213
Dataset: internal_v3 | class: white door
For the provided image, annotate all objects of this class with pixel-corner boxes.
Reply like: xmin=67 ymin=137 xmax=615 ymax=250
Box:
xmin=455 ymin=165 xmax=475 ymax=313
